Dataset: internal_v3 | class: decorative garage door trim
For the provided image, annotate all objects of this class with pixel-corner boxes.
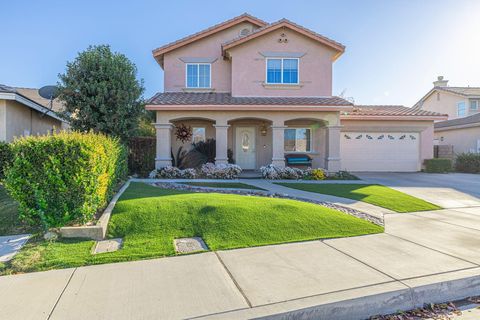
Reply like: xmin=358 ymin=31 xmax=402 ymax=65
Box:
xmin=341 ymin=132 xmax=420 ymax=172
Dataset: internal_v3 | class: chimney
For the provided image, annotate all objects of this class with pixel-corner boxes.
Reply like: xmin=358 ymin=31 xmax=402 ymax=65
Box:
xmin=433 ymin=76 xmax=448 ymax=87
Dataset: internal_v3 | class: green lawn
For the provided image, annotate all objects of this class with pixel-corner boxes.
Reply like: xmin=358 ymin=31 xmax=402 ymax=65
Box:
xmin=276 ymin=183 xmax=441 ymax=213
xmin=1 ymin=182 xmax=382 ymax=274
xmin=180 ymin=182 xmax=265 ymax=190
xmin=0 ymin=185 xmax=37 ymax=236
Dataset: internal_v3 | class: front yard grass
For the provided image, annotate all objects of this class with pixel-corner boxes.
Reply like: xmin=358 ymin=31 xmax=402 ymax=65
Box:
xmin=275 ymin=183 xmax=441 ymax=213
xmin=1 ymin=182 xmax=382 ymax=274
xmin=180 ymin=182 xmax=265 ymax=190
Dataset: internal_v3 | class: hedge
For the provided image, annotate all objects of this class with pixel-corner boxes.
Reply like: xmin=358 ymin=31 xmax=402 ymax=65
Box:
xmin=0 ymin=142 xmax=12 ymax=180
xmin=455 ymin=153 xmax=480 ymax=173
xmin=4 ymin=132 xmax=127 ymax=229
xmin=424 ymin=158 xmax=452 ymax=173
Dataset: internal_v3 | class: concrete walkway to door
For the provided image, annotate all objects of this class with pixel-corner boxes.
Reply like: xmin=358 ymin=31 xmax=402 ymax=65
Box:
xmin=2 ymin=174 xmax=480 ymax=320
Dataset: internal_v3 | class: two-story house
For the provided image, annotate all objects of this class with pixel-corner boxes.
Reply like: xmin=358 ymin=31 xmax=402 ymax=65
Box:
xmin=414 ymin=76 xmax=480 ymax=154
xmin=146 ymin=13 xmax=446 ymax=172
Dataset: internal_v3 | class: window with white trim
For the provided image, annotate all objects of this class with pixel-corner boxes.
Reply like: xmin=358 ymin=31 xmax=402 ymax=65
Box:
xmin=284 ymin=128 xmax=311 ymax=152
xmin=192 ymin=127 xmax=206 ymax=143
xmin=470 ymin=100 xmax=479 ymax=111
xmin=266 ymin=58 xmax=299 ymax=84
xmin=457 ymin=101 xmax=467 ymax=116
xmin=186 ymin=63 xmax=211 ymax=88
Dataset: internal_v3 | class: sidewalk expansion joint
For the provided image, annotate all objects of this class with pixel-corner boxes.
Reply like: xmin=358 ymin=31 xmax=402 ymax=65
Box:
xmin=47 ymin=267 xmax=77 ymax=320
xmin=385 ymin=232 xmax=480 ymax=267
xmin=321 ymin=240 xmax=399 ymax=282
xmin=214 ymin=251 xmax=253 ymax=308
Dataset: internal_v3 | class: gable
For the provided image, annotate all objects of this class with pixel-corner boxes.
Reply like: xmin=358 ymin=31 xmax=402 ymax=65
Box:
xmin=222 ymin=19 xmax=345 ymax=61
xmin=152 ymin=13 xmax=267 ymax=67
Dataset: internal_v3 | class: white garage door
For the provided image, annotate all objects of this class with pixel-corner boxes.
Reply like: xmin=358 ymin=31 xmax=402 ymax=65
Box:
xmin=341 ymin=132 xmax=420 ymax=172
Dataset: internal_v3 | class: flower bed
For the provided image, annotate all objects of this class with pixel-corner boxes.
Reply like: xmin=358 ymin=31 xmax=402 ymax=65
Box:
xmin=149 ymin=163 xmax=242 ymax=179
xmin=259 ymin=165 xmax=358 ymax=180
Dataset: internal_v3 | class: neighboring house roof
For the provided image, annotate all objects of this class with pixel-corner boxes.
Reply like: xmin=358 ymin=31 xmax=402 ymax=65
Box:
xmin=14 ymin=87 xmax=65 ymax=113
xmin=222 ymin=18 xmax=345 ymax=60
xmin=434 ymin=112 xmax=480 ymax=130
xmin=0 ymin=84 xmax=66 ymax=122
xmin=147 ymin=92 xmax=352 ymax=106
xmin=413 ymin=86 xmax=480 ymax=109
xmin=341 ymin=105 xmax=447 ymax=120
xmin=152 ymin=13 xmax=268 ymax=66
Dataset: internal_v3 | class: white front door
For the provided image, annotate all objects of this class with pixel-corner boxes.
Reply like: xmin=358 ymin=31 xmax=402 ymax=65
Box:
xmin=235 ymin=127 xmax=256 ymax=169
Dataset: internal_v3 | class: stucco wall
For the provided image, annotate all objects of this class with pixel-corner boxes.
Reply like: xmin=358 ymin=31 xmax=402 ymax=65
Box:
xmin=420 ymin=91 xmax=468 ymax=120
xmin=4 ymin=100 xmax=62 ymax=142
xmin=163 ymin=22 xmax=258 ymax=93
xmin=435 ymin=126 xmax=480 ymax=154
xmin=159 ymin=110 xmax=336 ymax=169
xmin=340 ymin=119 xmax=435 ymax=167
xmin=228 ymin=29 xmax=336 ymax=97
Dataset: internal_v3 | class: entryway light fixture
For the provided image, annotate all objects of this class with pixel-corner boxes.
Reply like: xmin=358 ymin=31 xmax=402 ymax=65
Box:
xmin=260 ymin=122 xmax=268 ymax=136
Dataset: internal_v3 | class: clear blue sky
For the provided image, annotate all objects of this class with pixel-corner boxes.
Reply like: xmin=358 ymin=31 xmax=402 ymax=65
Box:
xmin=2 ymin=0 xmax=479 ymax=106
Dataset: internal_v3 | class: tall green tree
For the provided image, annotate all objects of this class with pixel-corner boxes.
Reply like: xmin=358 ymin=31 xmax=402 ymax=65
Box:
xmin=58 ymin=45 xmax=145 ymax=141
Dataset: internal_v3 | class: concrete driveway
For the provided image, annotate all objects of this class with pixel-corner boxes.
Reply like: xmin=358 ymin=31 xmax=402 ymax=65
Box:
xmin=356 ymin=172 xmax=480 ymax=208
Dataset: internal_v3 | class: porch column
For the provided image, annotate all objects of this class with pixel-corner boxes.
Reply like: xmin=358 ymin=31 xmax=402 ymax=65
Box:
xmin=326 ymin=125 xmax=342 ymax=172
xmin=271 ymin=122 xmax=286 ymax=167
xmin=214 ymin=123 xmax=230 ymax=165
xmin=154 ymin=123 xmax=173 ymax=169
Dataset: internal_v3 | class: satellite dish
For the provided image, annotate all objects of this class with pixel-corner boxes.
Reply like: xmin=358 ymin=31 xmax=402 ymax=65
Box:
xmin=38 ymin=85 xmax=59 ymax=100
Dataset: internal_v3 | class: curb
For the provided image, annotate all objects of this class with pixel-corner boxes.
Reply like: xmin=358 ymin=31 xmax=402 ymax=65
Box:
xmin=195 ymin=268 xmax=480 ymax=320
xmin=59 ymin=180 xmax=131 ymax=240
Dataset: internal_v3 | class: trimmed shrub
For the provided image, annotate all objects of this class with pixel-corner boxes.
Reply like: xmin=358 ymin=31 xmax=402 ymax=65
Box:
xmin=4 ymin=132 xmax=127 ymax=229
xmin=424 ymin=158 xmax=452 ymax=173
xmin=455 ymin=153 xmax=480 ymax=173
xmin=0 ymin=142 xmax=13 ymax=180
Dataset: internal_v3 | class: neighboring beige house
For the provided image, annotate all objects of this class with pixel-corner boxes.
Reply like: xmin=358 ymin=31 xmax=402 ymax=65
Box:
xmin=434 ymin=113 xmax=480 ymax=154
xmin=146 ymin=13 xmax=446 ymax=172
xmin=414 ymin=76 xmax=480 ymax=120
xmin=0 ymin=84 xmax=67 ymax=142
xmin=414 ymin=77 xmax=480 ymax=155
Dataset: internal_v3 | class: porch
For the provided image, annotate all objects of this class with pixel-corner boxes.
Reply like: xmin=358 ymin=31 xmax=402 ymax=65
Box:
xmin=154 ymin=110 xmax=342 ymax=171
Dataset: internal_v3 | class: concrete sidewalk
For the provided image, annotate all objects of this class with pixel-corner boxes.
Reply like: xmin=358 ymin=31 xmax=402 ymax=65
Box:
xmin=2 ymin=207 xmax=480 ymax=319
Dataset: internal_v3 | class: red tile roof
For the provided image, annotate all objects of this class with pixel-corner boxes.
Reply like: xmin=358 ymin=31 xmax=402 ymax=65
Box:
xmin=147 ymin=92 xmax=352 ymax=106
xmin=342 ymin=105 xmax=447 ymax=117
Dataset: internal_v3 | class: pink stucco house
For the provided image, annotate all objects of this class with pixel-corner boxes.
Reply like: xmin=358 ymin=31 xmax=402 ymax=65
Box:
xmin=146 ymin=13 xmax=446 ymax=172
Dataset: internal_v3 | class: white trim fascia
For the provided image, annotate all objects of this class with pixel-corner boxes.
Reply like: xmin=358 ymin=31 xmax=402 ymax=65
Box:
xmin=0 ymin=92 xmax=65 ymax=122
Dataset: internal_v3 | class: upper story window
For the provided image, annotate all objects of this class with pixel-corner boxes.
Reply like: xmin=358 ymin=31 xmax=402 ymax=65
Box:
xmin=470 ymin=100 xmax=479 ymax=111
xmin=457 ymin=101 xmax=467 ymax=117
xmin=266 ymin=58 xmax=299 ymax=84
xmin=186 ymin=63 xmax=211 ymax=88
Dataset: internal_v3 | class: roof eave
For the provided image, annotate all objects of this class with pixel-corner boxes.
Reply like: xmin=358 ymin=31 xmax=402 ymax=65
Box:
xmin=0 ymin=92 xmax=67 ymax=123
xmin=340 ymin=114 xmax=448 ymax=121
xmin=145 ymin=104 xmax=353 ymax=111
